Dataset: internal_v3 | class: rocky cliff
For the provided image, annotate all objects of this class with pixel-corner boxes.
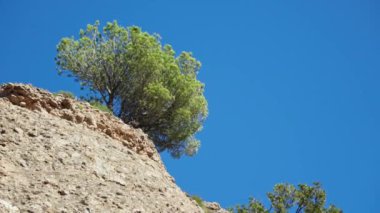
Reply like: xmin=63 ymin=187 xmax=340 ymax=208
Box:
xmin=0 ymin=83 xmax=227 ymax=213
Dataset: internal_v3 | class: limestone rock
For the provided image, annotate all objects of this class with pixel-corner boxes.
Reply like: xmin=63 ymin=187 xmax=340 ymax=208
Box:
xmin=203 ymin=201 xmax=230 ymax=213
xmin=0 ymin=83 xmax=207 ymax=212
xmin=0 ymin=83 xmax=159 ymax=162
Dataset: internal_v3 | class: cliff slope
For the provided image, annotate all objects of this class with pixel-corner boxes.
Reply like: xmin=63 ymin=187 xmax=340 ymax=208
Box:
xmin=0 ymin=83 xmax=226 ymax=213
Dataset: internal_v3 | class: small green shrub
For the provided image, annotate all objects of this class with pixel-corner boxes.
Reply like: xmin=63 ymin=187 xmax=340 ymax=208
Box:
xmin=191 ymin=195 xmax=204 ymax=207
xmin=89 ymin=100 xmax=112 ymax=114
xmin=77 ymin=104 xmax=84 ymax=110
xmin=191 ymin=195 xmax=211 ymax=213
xmin=54 ymin=90 xmax=75 ymax=99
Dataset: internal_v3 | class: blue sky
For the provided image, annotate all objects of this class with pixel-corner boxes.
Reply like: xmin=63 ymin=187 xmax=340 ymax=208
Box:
xmin=1 ymin=0 xmax=379 ymax=212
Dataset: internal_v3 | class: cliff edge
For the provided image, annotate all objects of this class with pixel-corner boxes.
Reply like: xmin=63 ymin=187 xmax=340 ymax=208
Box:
xmin=0 ymin=83 xmax=227 ymax=213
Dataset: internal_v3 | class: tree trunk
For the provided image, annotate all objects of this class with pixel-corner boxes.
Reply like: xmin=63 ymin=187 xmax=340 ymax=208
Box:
xmin=106 ymin=94 xmax=114 ymax=112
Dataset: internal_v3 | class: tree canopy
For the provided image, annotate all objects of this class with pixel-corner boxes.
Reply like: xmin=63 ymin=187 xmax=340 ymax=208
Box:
xmin=228 ymin=182 xmax=342 ymax=213
xmin=56 ymin=21 xmax=208 ymax=157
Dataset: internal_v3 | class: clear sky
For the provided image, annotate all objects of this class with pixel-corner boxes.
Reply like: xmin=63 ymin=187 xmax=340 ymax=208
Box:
xmin=1 ymin=0 xmax=379 ymax=212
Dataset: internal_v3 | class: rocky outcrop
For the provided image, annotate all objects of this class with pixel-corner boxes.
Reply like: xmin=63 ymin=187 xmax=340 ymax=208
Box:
xmin=203 ymin=202 xmax=229 ymax=213
xmin=0 ymin=83 xmax=158 ymax=162
xmin=0 ymin=83 xmax=208 ymax=212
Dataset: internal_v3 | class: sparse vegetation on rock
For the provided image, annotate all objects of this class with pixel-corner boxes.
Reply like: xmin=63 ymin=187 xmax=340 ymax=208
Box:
xmin=191 ymin=195 xmax=229 ymax=213
xmin=53 ymin=90 xmax=75 ymax=99
xmin=89 ymin=100 xmax=113 ymax=114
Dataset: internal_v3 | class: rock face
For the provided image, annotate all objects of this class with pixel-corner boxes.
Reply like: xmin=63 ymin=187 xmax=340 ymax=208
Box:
xmin=0 ymin=83 xmax=210 ymax=212
xmin=203 ymin=202 xmax=229 ymax=213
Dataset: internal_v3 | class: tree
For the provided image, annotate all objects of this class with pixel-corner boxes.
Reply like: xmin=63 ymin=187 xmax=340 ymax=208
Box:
xmin=228 ymin=182 xmax=342 ymax=213
xmin=56 ymin=21 xmax=208 ymax=157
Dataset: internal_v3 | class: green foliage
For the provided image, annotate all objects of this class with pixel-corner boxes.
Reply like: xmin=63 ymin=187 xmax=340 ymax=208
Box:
xmin=89 ymin=100 xmax=113 ymax=113
xmin=227 ymin=198 xmax=269 ymax=213
xmin=191 ymin=195 xmax=211 ymax=213
xmin=54 ymin=90 xmax=75 ymax=99
xmin=191 ymin=195 xmax=204 ymax=207
xmin=56 ymin=20 xmax=208 ymax=157
xmin=267 ymin=184 xmax=296 ymax=212
xmin=228 ymin=182 xmax=342 ymax=213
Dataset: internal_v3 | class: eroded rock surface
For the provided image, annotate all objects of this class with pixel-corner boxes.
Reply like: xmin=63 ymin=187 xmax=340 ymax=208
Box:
xmin=0 ymin=83 xmax=158 ymax=161
xmin=0 ymin=83 xmax=205 ymax=212
xmin=204 ymin=201 xmax=230 ymax=213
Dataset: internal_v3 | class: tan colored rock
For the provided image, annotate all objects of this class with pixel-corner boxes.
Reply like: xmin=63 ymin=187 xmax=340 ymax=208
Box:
xmin=84 ymin=114 xmax=96 ymax=126
xmin=19 ymin=101 xmax=26 ymax=107
xmin=75 ymin=113 xmax=85 ymax=123
xmin=61 ymin=98 xmax=73 ymax=109
xmin=48 ymin=99 xmax=59 ymax=108
xmin=204 ymin=201 xmax=230 ymax=213
xmin=0 ymin=83 xmax=209 ymax=212
xmin=0 ymin=83 xmax=160 ymax=162
xmin=8 ymin=94 xmax=19 ymax=104
xmin=105 ymin=128 xmax=113 ymax=136
xmin=13 ymin=128 xmax=23 ymax=134
xmin=62 ymin=111 xmax=75 ymax=122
